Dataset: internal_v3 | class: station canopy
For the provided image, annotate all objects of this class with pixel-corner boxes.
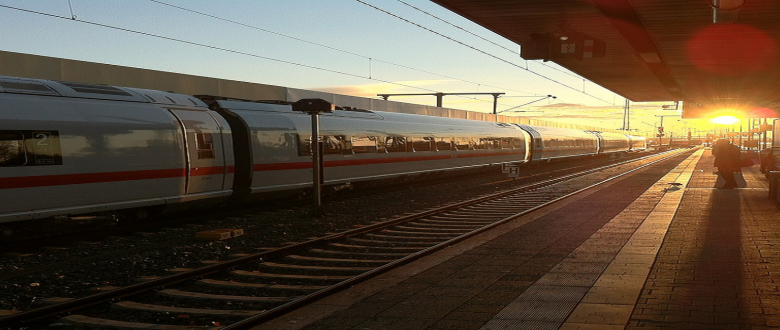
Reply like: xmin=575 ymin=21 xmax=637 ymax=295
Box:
xmin=432 ymin=0 xmax=780 ymax=119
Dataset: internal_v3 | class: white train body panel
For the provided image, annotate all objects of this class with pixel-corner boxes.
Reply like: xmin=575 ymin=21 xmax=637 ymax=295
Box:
xmin=518 ymin=125 xmax=600 ymax=160
xmin=212 ymin=100 xmax=532 ymax=194
xmin=595 ymin=131 xmax=632 ymax=154
xmin=0 ymin=76 xmax=234 ymax=223
xmin=627 ymin=135 xmax=648 ymax=151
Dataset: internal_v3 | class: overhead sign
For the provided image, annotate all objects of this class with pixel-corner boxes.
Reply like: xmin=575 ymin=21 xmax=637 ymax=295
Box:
xmin=521 ymin=32 xmax=606 ymax=61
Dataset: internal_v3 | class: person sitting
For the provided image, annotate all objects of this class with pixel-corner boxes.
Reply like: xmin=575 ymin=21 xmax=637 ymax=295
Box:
xmin=712 ymin=139 xmax=742 ymax=189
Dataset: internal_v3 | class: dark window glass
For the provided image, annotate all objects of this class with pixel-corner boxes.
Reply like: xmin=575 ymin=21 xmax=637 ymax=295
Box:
xmin=195 ymin=133 xmax=216 ymax=159
xmin=411 ymin=137 xmax=433 ymax=151
xmin=0 ymin=132 xmax=25 ymax=166
xmin=352 ymin=136 xmax=378 ymax=153
xmin=385 ymin=137 xmax=407 ymax=153
xmin=454 ymin=138 xmax=472 ymax=151
xmin=323 ymin=136 xmax=345 ymax=155
xmin=436 ymin=138 xmax=452 ymax=151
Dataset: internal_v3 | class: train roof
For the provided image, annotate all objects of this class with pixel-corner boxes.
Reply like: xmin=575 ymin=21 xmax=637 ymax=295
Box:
xmin=0 ymin=75 xmax=206 ymax=108
xmin=212 ymin=98 xmax=521 ymax=132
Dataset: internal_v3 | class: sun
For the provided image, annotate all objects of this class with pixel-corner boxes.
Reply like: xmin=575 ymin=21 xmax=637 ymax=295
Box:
xmin=710 ymin=115 xmax=740 ymax=125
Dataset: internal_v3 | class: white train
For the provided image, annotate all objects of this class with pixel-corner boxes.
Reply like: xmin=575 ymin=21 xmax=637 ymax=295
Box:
xmin=0 ymin=76 xmax=646 ymax=232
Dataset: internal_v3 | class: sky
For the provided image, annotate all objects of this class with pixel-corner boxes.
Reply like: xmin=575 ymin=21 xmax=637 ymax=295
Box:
xmin=0 ymin=0 xmax=719 ymax=138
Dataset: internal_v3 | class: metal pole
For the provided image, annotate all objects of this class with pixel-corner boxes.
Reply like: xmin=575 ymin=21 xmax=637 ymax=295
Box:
xmin=739 ymin=121 xmax=743 ymax=148
xmin=310 ymin=113 xmax=323 ymax=217
xmin=492 ymin=93 xmax=499 ymax=115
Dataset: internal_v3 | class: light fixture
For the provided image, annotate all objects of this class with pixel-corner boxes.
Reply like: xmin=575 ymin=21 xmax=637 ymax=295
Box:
xmin=711 ymin=0 xmax=745 ymax=24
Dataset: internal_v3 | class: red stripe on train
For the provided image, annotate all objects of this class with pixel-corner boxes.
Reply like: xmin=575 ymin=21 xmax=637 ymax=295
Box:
xmin=252 ymin=152 xmax=524 ymax=171
xmin=1 ymin=166 xmax=234 ymax=190
xmin=0 ymin=168 xmax=187 ymax=189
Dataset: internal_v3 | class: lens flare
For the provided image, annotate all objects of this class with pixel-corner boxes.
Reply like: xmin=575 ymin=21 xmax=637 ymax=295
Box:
xmin=710 ymin=115 xmax=740 ymax=125
xmin=686 ymin=24 xmax=778 ymax=76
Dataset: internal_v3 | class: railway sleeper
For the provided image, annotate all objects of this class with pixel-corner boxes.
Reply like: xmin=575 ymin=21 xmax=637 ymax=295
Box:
xmin=457 ymin=206 xmax=525 ymax=214
xmin=390 ymin=225 xmax=474 ymax=233
xmin=346 ymin=237 xmax=435 ymax=248
xmin=426 ymin=215 xmax=504 ymax=223
xmin=427 ymin=213 xmax=493 ymax=219
xmin=328 ymin=242 xmax=424 ymax=252
xmin=61 ymin=314 xmax=222 ymax=330
xmin=198 ymin=278 xmax=326 ymax=292
xmin=406 ymin=220 xmax=485 ymax=228
xmin=365 ymin=233 xmax=455 ymax=241
xmin=283 ymin=254 xmax=393 ymax=266
xmin=230 ymin=270 xmax=352 ymax=282
xmin=256 ymin=261 xmax=373 ymax=275
xmin=112 ymin=300 xmax=261 ymax=316
xmin=467 ymin=204 xmax=531 ymax=212
xmin=158 ymin=288 xmax=297 ymax=303
xmin=308 ymin=247 xmax=408 ymax=258
xmin=422 ymin=217 xmax=497 ymax=225
xmin=375 ymin=230 xmax=466 ymax=239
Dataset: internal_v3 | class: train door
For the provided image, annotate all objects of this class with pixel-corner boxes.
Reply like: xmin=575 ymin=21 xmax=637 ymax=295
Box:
xmin=169 ymin=109 xmax=228 ymax=194
xmin=515 ymin=125 xmax=543 ymax=161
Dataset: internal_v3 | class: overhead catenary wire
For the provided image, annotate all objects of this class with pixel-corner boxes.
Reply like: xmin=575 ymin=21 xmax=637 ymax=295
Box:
xmin=0 ymin=4 xmax=446 ymax=96
xmin=1 ymin=3 xmax=522 ymax=110
xmin=2 ymin=2 xmax=584 ymax=110
xmin=354 ymin=0 xmax=615 ymax=105
xmin=393 ymin=0 xmax=587 ymax=81
xmin=152 ymin=0 xmax=597 ymax=106
xmin=147 ymin=0 xmax=539 ymax=98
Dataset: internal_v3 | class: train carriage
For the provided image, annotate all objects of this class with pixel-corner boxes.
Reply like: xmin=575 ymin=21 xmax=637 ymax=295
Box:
xmin=515 ymin=124 xmax=600 ymax=160
xmin=205 ymin=98 xmax=534 ymax=199
xmin=627 ymin=135 xmax=648 ymax=151
xmin=0 ymin=76 xmax=234 ymax=223
xmin=592 ymin=131 xmax=632 ymax=155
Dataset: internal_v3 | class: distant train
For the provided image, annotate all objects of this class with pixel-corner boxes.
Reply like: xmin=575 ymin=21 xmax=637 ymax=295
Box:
xmin=0 ymin=75 xmax=645 ymax=233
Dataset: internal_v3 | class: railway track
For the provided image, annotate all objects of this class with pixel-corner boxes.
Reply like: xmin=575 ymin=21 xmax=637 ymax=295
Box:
xmin=0 ymin=148 xmax=695 ymax=330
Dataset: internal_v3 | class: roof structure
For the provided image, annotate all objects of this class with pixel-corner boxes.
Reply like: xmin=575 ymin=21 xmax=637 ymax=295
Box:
xmin=433 ymin=0 xmax=780 ymax=118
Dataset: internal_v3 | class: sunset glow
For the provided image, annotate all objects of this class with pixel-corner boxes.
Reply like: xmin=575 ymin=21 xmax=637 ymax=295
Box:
xmin=710 ymin=115 xmax=740 ymax=125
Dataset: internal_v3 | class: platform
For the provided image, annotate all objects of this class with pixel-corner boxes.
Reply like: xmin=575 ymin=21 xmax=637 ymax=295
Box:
xmin=260 ymin=148 xmax=780 ymax=330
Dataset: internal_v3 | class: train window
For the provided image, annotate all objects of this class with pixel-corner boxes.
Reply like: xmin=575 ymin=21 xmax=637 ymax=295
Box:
xmin=411 ymin=137 xmax=434 ymax=152
xmin=435 ymin=138 xmax=452 ymax=151
xmin=60 ymin=81 xmax=133 ymax=97
xmin=0 ymin=132 xmax=25 ymax=166
xmin=298 ymin=135 xmax=312 ymax=156
xmin=323 ymin=136 xmax=345 ymax=155
xmin=480 ymin=138 xmax=500 ymax=149
xmin=474 ymin=138 xmax=487 ymax=150
xmin=0 ymin=80 xmax=57 ymax=95
xmin=0 ymin=130 xmax=62 ymax=166
xmin=454 ymin=137 xmax=472 ymax=151
xmin=510 ymin=138 xmax=523 ymax=149
xmin=500 ymin=138 xmax=511 ymax=149
xmin=376 ymin=137 xmax=387 ymax=153
xmin=385 ymin=137 xmax=407 ymax=152
xmin=195 ymin=133 xmax=216 ymax=159
xmin=352 ymin=136 xmax=378 ymax=153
